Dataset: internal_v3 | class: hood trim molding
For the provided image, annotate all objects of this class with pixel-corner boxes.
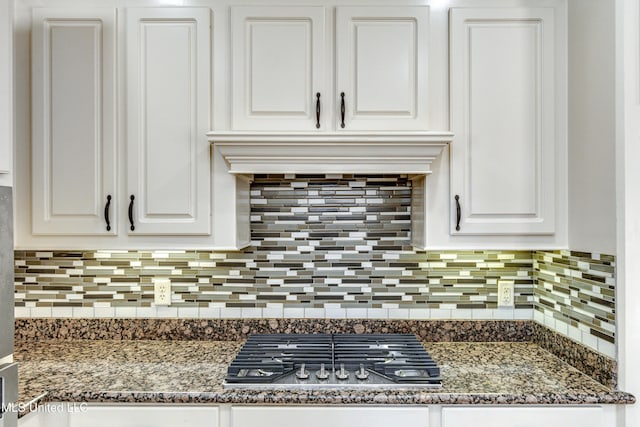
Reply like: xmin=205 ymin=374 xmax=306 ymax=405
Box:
xmin=208 ymin=131 xmax=454 ymax=175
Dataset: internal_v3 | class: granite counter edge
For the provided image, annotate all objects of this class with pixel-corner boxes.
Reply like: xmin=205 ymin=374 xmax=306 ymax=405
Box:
xmin=17 ymin=389 xmax=635 ymax=418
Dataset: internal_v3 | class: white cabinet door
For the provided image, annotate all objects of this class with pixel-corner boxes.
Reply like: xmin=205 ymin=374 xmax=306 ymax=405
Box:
xmin=442 ymin=406 xmax=608 ymax=427
xmin=449 ymin=8 xmax=555 ymax=235
xmin=31 ymin=9 xmax=117 ymax=235
xmin=126 ymin=8 xmax=211 ymax=235
xmin=18 ymin=409 xmax=67 ymax=427
xmin=335 ymin=6 xmax=429 ymax=131
xmin=231 ymin=407 xmax=429 ymax=427
xmin=230 ymin=6 xmax=326 ymax=131
xmin=68 ymin=406 xmax=219 ymax=427
xmin=17 ymin=412 xmax=40 ymax=427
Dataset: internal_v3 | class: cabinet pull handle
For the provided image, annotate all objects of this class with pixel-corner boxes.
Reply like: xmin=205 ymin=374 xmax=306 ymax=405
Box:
xmin=315 ymin=92 xmax=321 ymax=129
xmin=455 ymin=195 xmax=461 ymax=231
xmin=104 ymin=195 xmax=112 ymax=231
xmin=340 ymin=92 xmax=346 ymax=128
xmin=128 ymin=195 xmax=135 ymax=231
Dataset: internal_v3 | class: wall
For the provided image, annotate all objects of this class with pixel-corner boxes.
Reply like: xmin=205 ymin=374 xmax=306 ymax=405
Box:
xmin=567 ymin=0 xmax=616 ymax=255
xmin=616 ymin=0 xmax=640 ymax=423
xmin=0 ymin=0 xmax=12 ymax=187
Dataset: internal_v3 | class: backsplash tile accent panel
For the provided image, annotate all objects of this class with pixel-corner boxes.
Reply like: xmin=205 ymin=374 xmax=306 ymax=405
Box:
xmin=533 ymin=250 xmax=616 ymax=358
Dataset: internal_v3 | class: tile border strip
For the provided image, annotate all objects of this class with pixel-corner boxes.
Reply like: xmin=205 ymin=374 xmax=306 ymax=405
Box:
xmin=14 ymin=306 xmax=535 ymax=321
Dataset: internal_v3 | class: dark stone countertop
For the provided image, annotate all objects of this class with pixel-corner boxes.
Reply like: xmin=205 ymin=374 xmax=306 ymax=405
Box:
xmin=13 ymin=339 xmax=635 ymax=417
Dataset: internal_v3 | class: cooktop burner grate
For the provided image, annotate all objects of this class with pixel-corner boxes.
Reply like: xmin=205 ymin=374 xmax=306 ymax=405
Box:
xmin=224 ymin=333 xmax=441 ymax=389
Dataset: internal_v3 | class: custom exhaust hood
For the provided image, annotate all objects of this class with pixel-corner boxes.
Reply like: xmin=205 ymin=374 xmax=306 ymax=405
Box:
xmin=207 ymin=131 xmax=453 ymax=250
xmin=208 ymin=132 xmax=454 ymax=175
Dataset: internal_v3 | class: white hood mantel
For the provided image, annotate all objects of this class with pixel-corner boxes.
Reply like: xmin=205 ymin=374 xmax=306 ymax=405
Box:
xmin=208 ymin=131 xmax=453 ymax=250
xmin=207 ymin=131 xmax=454 ymax=175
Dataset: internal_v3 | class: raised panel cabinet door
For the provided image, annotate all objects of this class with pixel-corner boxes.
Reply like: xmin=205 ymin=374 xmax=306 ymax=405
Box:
xmin=31 ymin=9 xmax=116 ymax=235
xmin=335 ymin=6 xmax=429 ymax=131
xmin=126 ymin=8 xmax=211 ymax=235
xmin=231 ymin=407 xmax=429 ymax=427
xmin=230 ymin=6 xmax=326 ymax=131
xmin=441 ymin=407 xmax=608 ymax=427
xmin=450 ymin=8 xmax=556 ymax=235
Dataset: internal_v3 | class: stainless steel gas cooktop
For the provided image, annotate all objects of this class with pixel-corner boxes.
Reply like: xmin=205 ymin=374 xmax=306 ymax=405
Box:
xmin=224 ymin=333 xmax=442 ymax=389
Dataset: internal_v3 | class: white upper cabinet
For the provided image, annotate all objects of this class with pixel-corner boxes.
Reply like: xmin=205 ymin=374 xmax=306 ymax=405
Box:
xmin=335 ymin=6 xmax=428 ymax=131
xmin=31 ymin=8 xmax=117 ymax=235
xmin=231 ymin=6 xmax=326 ymax=131
xmin=126 ymin=8 xmax=211 ymax=235
xmin=449 ymin=7 xmax=556 ymax=235
xmin=229 ymin=5 xmax=429 ymax=132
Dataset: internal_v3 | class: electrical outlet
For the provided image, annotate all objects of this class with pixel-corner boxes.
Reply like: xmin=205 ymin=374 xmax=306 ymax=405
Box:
xmin=154 ymin=279 xmax=171 ymax=306
xmin=498 ymin=280 xmax=514 ymax=307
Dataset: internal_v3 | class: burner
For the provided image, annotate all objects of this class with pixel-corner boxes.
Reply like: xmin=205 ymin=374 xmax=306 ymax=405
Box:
xmin=224 ymin=334 xmax=441 ymax=389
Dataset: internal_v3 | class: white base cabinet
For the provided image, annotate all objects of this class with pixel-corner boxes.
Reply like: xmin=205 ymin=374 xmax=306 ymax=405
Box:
xmin=18 ymin=405 xmax=220 ymax=427
xmin=69 ymin=406 xmax=219 ymax=427
xmin=17 ymin=404 xmax=618 ymax=427
xmin=231 ymin=406 xmax=429 ymax=427
xmin=441 ymin=406 xmax=611 ymax=427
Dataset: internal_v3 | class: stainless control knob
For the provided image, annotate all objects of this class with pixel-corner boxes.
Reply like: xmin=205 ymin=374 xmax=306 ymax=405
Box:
xmin=316 ymin=363 xmax=329 ymax=380
xmin=295 ymin=363 xmax=309 ymax=380
xmin=335 ymin=363 xmax=349 ymax=380
xmin=355 ymin=364 xmax=369 ymax=380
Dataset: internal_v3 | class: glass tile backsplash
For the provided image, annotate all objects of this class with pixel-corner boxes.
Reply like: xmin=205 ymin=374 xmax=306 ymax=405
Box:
xmin=13 ymin=175 xmax=616 ymax=357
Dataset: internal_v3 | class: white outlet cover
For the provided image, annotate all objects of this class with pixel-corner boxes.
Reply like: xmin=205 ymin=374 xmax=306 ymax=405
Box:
xmin=154 ymin=279 xmax=171 ymax=306
xmin=497 ymin=281 xmax=514 ymax=308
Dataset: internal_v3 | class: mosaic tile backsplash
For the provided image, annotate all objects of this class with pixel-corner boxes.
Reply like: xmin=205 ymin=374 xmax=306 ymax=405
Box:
xmin=15 ymin=175 xmax=532 ymax=318
xmin=533 ymin=250 xmax=616 ymax=358
xmin=12 ymin=175 xmax=617 ymax=358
